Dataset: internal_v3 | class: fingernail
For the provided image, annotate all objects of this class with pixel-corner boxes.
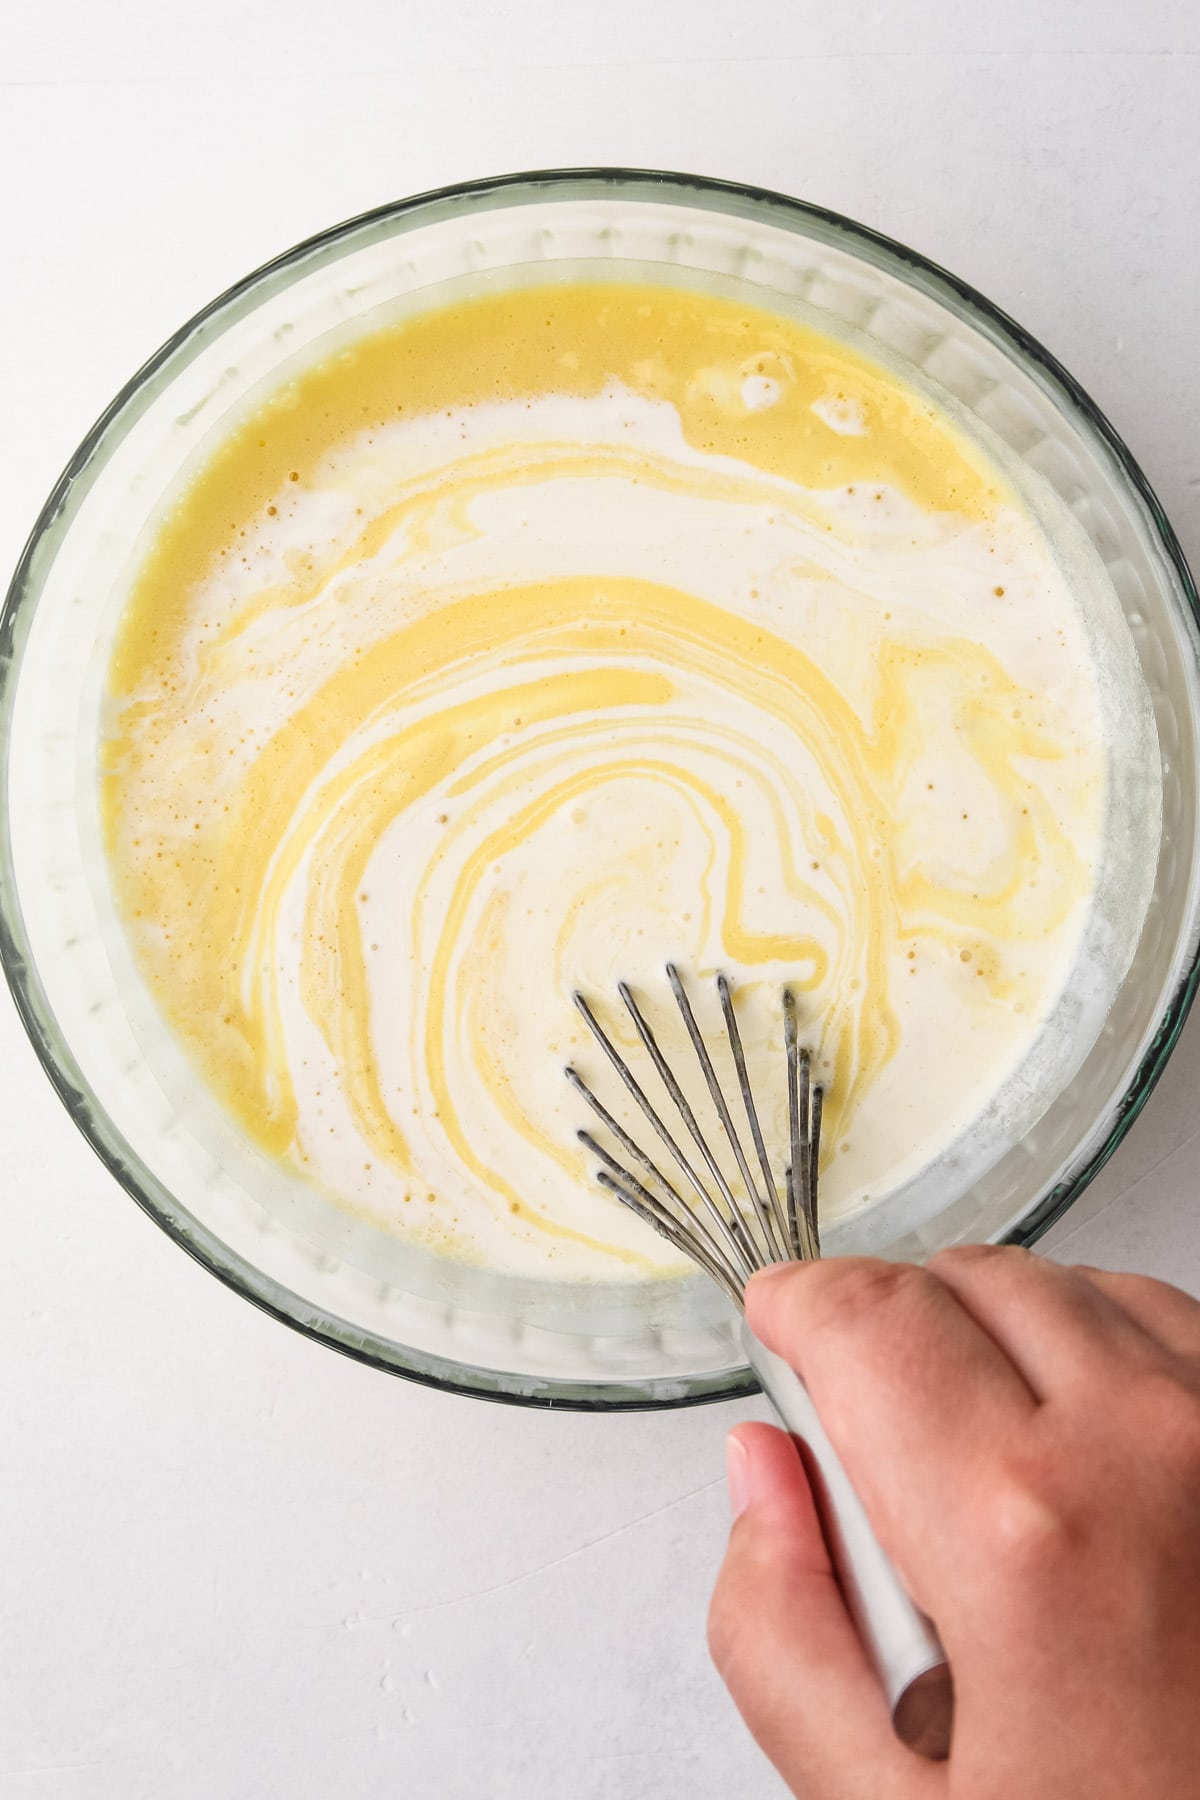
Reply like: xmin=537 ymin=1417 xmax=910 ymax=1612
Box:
xmin=726 ymin=1433 xmax=750 ymax=1520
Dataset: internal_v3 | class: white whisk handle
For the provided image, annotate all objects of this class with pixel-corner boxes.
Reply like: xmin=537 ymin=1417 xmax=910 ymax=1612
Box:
xmin=743 ymin=1325 xmax=953 ymax=1760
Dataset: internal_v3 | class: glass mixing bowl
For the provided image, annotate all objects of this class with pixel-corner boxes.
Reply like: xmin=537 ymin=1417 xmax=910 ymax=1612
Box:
xmin=3 ymin=169 xmax=1199 ymax=1409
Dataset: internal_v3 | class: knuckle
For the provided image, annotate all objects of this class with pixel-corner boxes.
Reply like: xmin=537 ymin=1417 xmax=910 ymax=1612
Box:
xmin=930 ymin=1242 xmax=1029 ymax=1279
xmin=982 ymin=1460 xmax=1078 ymax=1577
xmin=1140 ymin=1373 xmax=1200 ymax=1474
xmin=931 ymin=1241 xmax=1003 ymax=1266
xmin=1101 ymin=1270 xmax=1172 ymax=1306
xmin=808 ymin=1258 xmax=931 ymax=1333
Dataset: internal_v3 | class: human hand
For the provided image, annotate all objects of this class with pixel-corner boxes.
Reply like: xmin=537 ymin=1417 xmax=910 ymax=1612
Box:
xmin=708 ymin=1248 xmax=1200 ymax=1799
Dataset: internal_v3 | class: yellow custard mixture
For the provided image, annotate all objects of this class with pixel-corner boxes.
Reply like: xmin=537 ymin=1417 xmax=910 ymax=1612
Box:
xmin=100 ymin=283 xmax=1106 ymax=1278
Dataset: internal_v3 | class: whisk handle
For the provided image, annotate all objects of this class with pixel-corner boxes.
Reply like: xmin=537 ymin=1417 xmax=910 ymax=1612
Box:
xmin=744 ymin=1326 xmax=953 ymax=1760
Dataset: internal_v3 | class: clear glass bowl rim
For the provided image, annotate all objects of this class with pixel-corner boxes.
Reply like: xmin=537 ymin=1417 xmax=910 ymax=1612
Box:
xmin=3 ymin=165 xmax=1198 ymax=1411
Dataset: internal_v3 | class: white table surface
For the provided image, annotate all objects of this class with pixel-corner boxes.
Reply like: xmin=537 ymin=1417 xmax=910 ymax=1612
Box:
xmin=2 ymin=4 xmax=1199 ymax=1795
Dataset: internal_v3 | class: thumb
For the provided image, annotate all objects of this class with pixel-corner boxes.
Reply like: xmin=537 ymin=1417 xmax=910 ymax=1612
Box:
xmin=709 ymin=1423 xmax=941 ymax=1800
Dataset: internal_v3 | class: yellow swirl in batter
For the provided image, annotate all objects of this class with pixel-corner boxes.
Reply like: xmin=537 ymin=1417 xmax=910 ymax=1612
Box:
xmin=100 ymin=283 xmax=1105 ymax=1278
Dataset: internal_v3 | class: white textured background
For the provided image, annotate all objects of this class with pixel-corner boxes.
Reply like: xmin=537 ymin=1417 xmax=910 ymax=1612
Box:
xmin=2 ymin=3 xmax=1199 ymax=1795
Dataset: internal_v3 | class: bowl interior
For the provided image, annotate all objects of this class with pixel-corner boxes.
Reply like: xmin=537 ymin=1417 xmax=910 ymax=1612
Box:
xmin=4 ymin=171 xmax=1200 ymax=1406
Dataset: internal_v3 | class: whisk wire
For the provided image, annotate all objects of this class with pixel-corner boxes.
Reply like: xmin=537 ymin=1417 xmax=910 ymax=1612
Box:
xmin=571 ymin=968 xmax=823 ymax=1282
xmin=716 ymin=973 xmax=792 ymax=1261
xmin=590 ymin=1166 xmax=745 ymax=1305
xmin=616 ymin=981 xmax=761 ymax=1269
xmin=664 ymin=963 xmax=778 ymax=1266
xmin=569 ymin=1076 xmax=750 ymax=1294
xmin=808 ymin=1085 xmax=824 ymax=1257
xmin=573 ymin=989 xmax=756 ymax=1279
xmin=582 ymin=1140 xmax=745 ymax=1302
xmin=565 ymin=1065 xmax=689 ymax=1212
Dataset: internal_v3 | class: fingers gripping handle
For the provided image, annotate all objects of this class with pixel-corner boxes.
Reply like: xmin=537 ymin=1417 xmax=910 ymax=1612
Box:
xmin=744 ymin=1325 xmax=954 ymax=1760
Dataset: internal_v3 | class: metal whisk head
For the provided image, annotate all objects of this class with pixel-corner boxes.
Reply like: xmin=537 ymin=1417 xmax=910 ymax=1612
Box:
xmin=564 ymin=964 xmax=823 ymax=1308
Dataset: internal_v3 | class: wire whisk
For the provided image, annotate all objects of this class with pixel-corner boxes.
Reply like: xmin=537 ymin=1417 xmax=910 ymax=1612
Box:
xmin=565 ymin=964 xmax=824 ymax=1303
xmin=561 ymin=962 xmax=954 ymax=1761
